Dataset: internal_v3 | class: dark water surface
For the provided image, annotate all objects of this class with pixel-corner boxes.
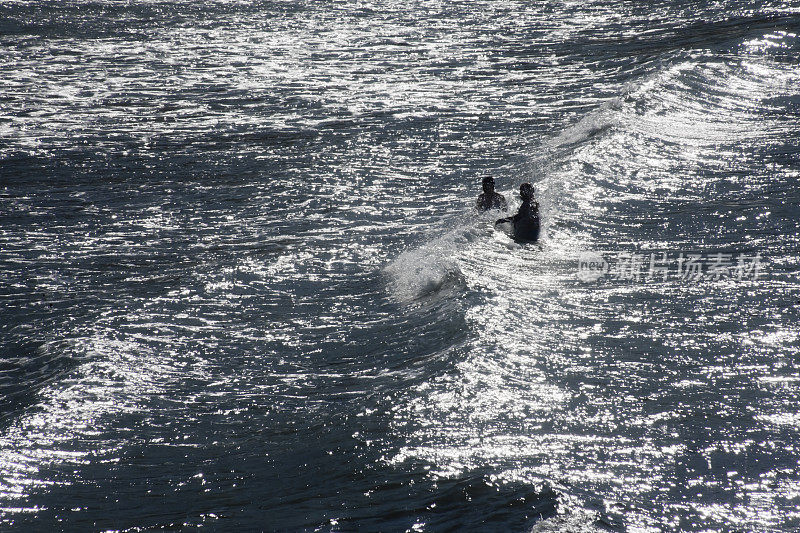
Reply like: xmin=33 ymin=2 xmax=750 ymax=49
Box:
xmin=2 ymin=0 xmax=800 ymax=530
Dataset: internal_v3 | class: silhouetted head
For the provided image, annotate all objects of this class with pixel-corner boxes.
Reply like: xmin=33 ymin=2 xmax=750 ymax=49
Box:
xmin=520 ymin=182 xmax=534 ymax=201
xmin=482 ymin=176 xmax=495 ymax=194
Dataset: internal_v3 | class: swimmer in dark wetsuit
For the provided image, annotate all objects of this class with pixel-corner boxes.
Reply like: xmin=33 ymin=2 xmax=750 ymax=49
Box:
xmin=495 ymin=182 xmax=540 ymax=242
xmin=476 ymin=176 xmax=508 ymax=212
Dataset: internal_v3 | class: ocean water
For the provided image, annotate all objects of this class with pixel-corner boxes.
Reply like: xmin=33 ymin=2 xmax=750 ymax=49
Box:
xmin=1 ymin=0 xmax=800 ymax=530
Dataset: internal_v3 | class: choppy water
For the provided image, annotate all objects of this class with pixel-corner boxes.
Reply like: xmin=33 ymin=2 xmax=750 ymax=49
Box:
xmin=2 ymin=1 xmax=800 ymax=530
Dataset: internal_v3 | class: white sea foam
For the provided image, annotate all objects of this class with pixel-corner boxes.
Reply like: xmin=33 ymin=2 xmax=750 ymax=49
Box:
xmin=384 ymin=220 xmax=484 ymax=301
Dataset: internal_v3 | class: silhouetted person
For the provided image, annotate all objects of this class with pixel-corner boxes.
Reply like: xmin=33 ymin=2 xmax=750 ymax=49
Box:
xmin=495 ymin=182 xmax=540 ymax=242
xmin=476 ymin=176 xmax=507 ymax=212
